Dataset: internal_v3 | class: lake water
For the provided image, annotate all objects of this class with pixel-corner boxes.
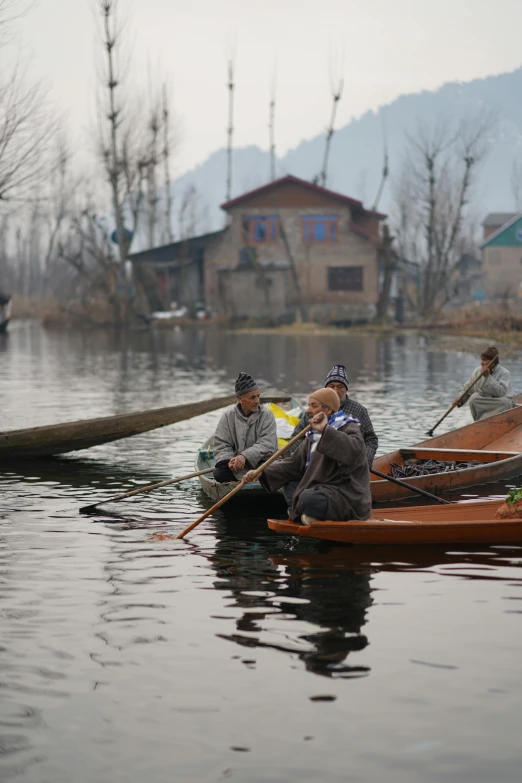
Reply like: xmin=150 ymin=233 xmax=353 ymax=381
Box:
xmin=2 ymin=320 xmax=522 ymax=783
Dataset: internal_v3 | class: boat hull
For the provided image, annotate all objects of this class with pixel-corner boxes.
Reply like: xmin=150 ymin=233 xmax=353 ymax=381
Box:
xmin=371 ymin=402 xmax=522 ymax=502
xmin=268 ymin=499 xmax=522 ymax=545
xmin=196 ymin=436 xmax=269 ymax=501
xmin=0 ymin=395 xmax=240 ymax=459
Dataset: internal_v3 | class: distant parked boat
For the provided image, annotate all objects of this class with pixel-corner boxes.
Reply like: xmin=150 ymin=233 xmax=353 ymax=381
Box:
xmin=0 ymin=291 xmax=11 ymax=333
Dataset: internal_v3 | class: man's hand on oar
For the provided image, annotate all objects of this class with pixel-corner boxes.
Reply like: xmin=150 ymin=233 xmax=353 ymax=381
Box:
xmin=426 ymin=356 xmax=497 ymax=437
xmin=173 ymin=424 xmax=313 ymax=541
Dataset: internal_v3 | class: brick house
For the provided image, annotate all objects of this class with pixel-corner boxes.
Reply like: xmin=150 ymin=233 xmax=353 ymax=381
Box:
xmin=481 ymin=212 xmax=522 ymax=299
xmin=206 ymin=175 xmax=385 ymax=323
xmin=132 ymin=175 xmax=386 ymax=323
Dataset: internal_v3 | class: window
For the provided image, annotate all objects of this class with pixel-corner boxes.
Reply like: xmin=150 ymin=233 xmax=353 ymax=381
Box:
xmin=242 ymin=216 xmax=278 ymax=244
xmin=302 ymin=215 xmax=338 ymax=243
xmin=328 ymin=266 xmax=363 ymax=291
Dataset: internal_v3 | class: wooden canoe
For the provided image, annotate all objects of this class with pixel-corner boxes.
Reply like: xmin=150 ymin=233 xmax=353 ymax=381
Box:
xmin=0 ymin=395 xmax=291 ymax=460
xmin=371 ymin=402 xmax=522 ymax=502
xmin=196 ymin=397 xmax=303 ymax=501
xmin=268 ymin=499 xmax=522 ymax=545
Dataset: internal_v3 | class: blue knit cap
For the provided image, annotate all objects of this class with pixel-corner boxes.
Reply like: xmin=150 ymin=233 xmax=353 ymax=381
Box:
xmin=324 ymin=364 xmax=349 ymax=391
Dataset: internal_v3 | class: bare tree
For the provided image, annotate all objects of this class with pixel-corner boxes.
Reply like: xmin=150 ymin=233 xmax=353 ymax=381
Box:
xmin=372 ymin=112 xmax=389 ymax=211
xmin=0 ymin=0 xmax=30 ymax=45
xmin=0 ymin=69 xmax=53 ymax=206
xmin=97 ymin=0 xmax=149 ymax=263
xmin=177 ymin=184 xmax=209 ymax=241
xmin=226 ymin=58 xmax=234 ymax=201
xmin=375 ymin=222 xmax=396 ymax=320
xmin=318 ymin=49 xmax=344 ymax=188
xmin=511 ymin=158 xmax=522 ymax=212
xmin=145 ymin=90 xmax=161 ymax=249
xmin=391 ymin=113 xmax=494 ymax=317
xmin=268 ymin=70 xmax=276 ymax=182
xmin=40 ymin=134 xmax=79 ymax=296
xmin=161 ymin=82 xmax=174 ymax=244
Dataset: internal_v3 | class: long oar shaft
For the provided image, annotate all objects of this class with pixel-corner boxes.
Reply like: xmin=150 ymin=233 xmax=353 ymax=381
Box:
xmin=371 ymin=467 xmax=451 ymax=504
xmin=426 ymin=357 xmax=497 ymax=437
xmin=176 ymin=424 xmax=313 ymax=540
xmin=80 ymin=467 xmax=214 ymax=514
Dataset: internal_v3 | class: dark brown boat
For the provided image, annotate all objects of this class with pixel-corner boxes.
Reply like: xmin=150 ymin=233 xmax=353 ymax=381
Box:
xmin=0 ymin=394 xmax=291 ymax=460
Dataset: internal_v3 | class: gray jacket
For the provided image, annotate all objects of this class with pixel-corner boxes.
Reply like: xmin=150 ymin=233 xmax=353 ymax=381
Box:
xmin=213 ymin=404 xmax=277 ymax=469
xmin=458 ymin=365 xmax=514 ymax=404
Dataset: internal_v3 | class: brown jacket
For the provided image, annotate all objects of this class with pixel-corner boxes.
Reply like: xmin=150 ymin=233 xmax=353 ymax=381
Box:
xmin=262 ymin=422 xmax=371 ymax=521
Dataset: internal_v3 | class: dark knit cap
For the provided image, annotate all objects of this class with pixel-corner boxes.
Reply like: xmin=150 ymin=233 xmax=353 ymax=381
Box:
xmin=325 ymin=364 xmax=349 ymax=391
xmin=235 ymin=372 xmax=259 ymax=396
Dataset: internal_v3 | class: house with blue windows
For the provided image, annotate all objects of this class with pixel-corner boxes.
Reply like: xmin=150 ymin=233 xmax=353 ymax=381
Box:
xmin=481 ymin=212 xmax=522 ymax=300
xmin=132 ymin=175 xmax=387 ymax=323
xmin=205 ymin=175 xmax=386 ymax=323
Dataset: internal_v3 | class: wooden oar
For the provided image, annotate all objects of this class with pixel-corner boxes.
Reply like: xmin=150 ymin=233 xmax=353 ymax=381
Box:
xmin=371 ymin=467 xmax=451 ymax=504
xmin=79 ymin=467 xmax=214 ymax=514
xmin=175 ymin=424 xmax=313 ymax=540
xmin=425 ymin=357 xmax=497 ymax=437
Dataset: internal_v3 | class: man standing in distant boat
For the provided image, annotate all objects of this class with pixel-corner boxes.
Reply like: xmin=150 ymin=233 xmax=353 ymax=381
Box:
xmin=288 ymin=364 xmax=378 ymax=465
xmin=453 ymin=346 xmax=515 ymax=421
xmin=244 ymin=388 xmax=371 ymax=524
xmin=213 ymin=372 xmax=278 ymax=483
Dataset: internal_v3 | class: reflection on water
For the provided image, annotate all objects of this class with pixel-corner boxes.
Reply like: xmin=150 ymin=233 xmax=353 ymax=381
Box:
xmin=2 ymin=321 xmax=522 ymax=783
xmin=209 ymin=521 xmax=372 ymax=679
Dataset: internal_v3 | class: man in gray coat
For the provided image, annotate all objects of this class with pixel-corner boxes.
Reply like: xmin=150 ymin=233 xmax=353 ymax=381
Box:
xmin=453 ymin=346 xmax=515 ymax=421
xmin=213 ymin=372 xmax=277 ymax=483
xmin=244 ymin=387 xmax=371 ymax=524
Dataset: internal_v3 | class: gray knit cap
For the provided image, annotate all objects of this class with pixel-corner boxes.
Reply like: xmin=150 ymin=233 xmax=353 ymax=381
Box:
xmin=235 ymin=372 xmax=259 ymax=396
xmin=325 ymin=364 xmax=349 ymax=390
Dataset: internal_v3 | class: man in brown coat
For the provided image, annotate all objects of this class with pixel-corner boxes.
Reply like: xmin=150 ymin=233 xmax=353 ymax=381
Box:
xmin=244 ymin=388 xmax=371 ymax=524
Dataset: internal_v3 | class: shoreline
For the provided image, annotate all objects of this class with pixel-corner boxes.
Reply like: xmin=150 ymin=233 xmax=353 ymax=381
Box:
xmin=10 ymin=314 xmax=522 ymax=357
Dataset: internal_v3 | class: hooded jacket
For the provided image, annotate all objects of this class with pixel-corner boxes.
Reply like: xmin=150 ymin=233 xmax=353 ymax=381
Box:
xmin=213 ymin=403 xmax=277 ymax=470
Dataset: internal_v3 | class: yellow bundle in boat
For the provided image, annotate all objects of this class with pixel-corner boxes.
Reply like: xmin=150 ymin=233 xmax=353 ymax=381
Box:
xmin=266 ymin=403 xmax=302 ymax=448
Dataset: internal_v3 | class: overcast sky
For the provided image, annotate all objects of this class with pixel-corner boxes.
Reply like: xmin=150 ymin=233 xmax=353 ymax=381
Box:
xmin=12 ymin=0 xmax=522 ymax=178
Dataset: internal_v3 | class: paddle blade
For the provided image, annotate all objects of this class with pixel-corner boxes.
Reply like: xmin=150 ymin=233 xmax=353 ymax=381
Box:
xmin=79 ymin=504 xmax=100 ymax=514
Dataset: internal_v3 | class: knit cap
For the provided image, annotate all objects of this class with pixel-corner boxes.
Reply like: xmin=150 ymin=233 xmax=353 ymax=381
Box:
xmin=309 ymin=387 xmax=340 ymax=413
xmin=235 ymin=372 xmax=259 ymax=396
xmin=324 ymin=364 xmax=349 ymax=390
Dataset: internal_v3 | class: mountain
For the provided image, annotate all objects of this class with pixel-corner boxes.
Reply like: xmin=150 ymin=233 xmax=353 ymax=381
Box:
xmin=158 ymin=67 xmax=522 ymax=241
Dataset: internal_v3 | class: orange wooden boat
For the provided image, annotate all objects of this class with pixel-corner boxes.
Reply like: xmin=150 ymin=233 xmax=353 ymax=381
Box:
xmin=267 ymin=499 xmax=522 ymax=545
xmin=371 ymin=401 xmax=522 ymax=502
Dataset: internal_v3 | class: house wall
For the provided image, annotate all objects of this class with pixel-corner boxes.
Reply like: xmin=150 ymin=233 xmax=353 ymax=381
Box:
xmin=218 ymin=267 xmax=291 ymax=320
xmin=482 ymin=246 xmax=522 ymax=298
xmin=204 ymin=196 xmax=380 ymax=322
xmin=133 ymin=258 xmax=203 ymax=310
